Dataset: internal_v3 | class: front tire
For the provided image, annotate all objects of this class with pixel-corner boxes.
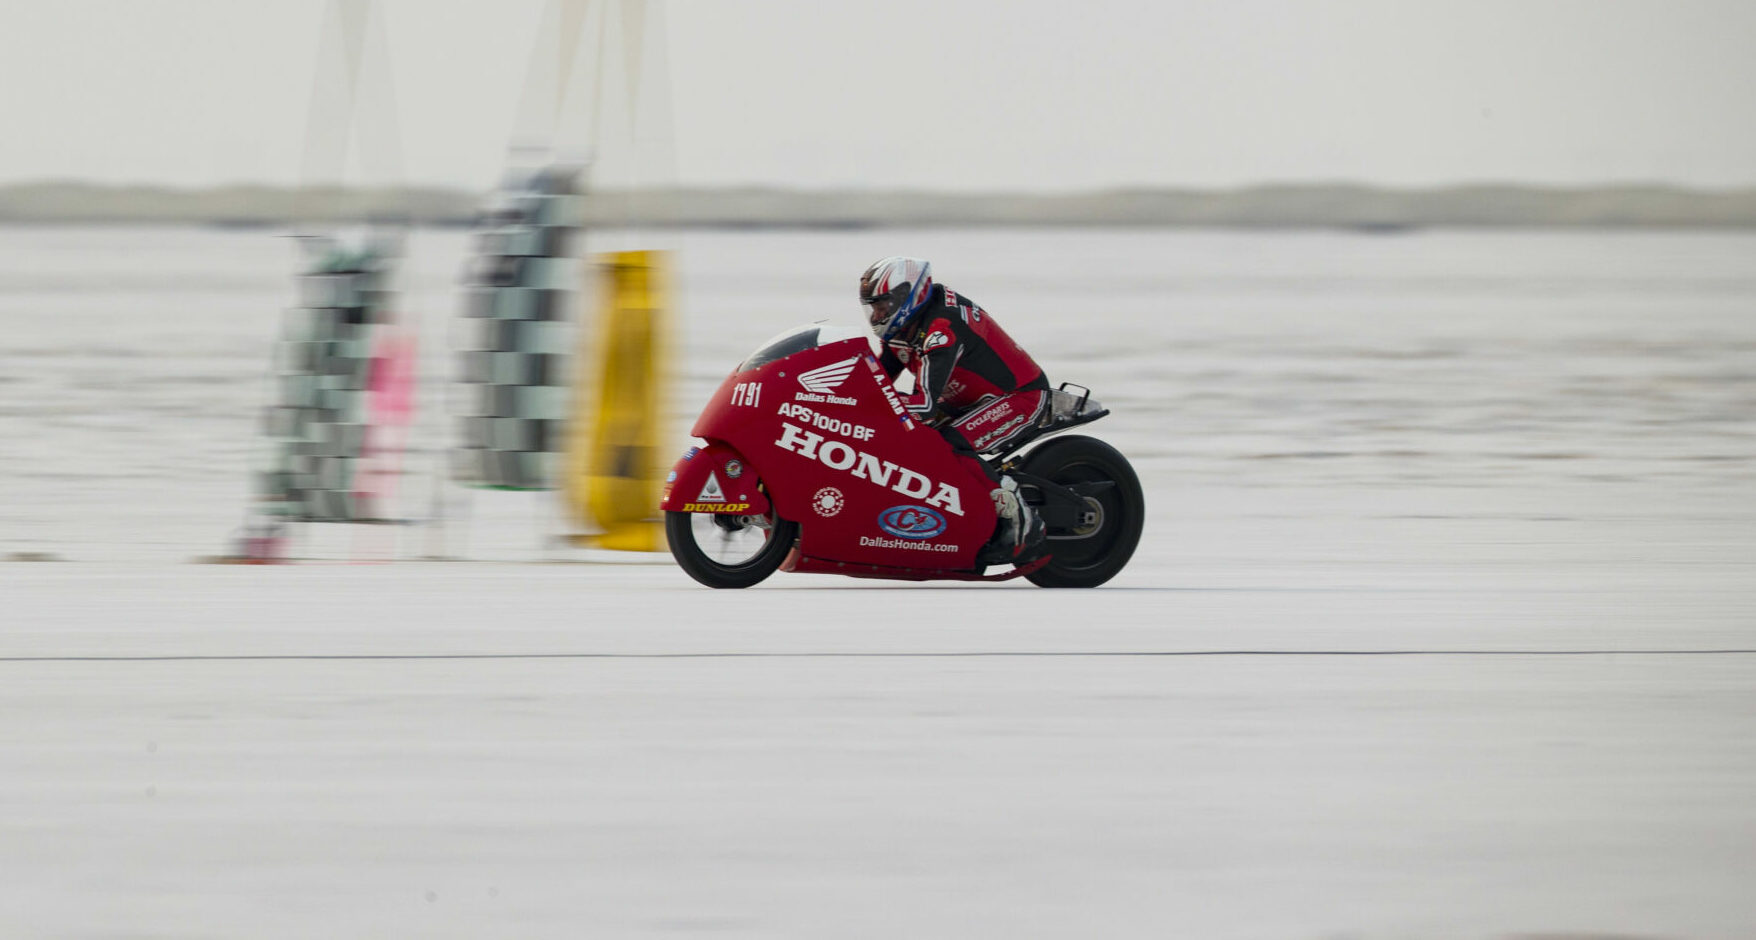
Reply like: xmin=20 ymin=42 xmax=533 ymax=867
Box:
xmin=1019 ymin=435 xmax=1144 ymax=588
xmin=665 ymin=510 xmax=797 ymax=588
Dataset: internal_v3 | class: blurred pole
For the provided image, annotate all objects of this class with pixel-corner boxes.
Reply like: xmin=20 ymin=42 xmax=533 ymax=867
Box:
xmin=563 ymin=250 xmax=670 ymax=551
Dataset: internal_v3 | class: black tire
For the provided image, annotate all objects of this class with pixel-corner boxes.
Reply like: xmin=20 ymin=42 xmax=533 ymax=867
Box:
xmin=1019 ymin=435 xmax=1144 ymax=588
xmin=665 ymin=510 xmax=797 ymax=588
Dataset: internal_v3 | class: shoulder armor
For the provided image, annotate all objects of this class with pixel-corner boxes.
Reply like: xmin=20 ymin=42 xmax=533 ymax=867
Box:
xmin=921 ymin=315 xmax=959 ymax=352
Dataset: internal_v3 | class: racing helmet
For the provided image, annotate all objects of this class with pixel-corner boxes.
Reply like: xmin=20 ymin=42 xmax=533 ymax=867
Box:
xmin=859 ymin=256 xmax=934 ymax=343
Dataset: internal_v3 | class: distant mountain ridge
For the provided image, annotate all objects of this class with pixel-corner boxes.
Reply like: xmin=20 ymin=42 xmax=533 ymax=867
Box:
xmin=3 ymin=180 xmax=1754 ymax=228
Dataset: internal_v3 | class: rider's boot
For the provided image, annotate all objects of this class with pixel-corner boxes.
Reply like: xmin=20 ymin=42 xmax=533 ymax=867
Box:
xmin=979 ymin=476 xmax=1045 ymax=564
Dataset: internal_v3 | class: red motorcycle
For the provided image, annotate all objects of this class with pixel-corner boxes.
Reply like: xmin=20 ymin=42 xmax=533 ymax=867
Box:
xmin=660 ymin=323 xmax=1143 ymax=588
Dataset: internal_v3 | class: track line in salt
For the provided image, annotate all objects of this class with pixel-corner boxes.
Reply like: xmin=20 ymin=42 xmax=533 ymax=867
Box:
xmin=2 ymin=649 xmax=1754 ymax=663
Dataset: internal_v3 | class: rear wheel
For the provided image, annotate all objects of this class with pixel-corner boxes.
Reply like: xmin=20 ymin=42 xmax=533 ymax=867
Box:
xmin=665 ymin=510 xmax=797 ymax=588
xmin=1019 ymin=436 xmax=1143 ymax=588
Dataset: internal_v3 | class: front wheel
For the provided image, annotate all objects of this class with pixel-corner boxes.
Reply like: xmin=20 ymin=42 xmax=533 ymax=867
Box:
xmin=665 ymin=510 xmax=797 ymax=588
xmin=1019 ymin=435 xmax=1144 ymax=588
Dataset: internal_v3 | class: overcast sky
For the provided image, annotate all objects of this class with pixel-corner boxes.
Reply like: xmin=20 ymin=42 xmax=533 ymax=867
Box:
xmin=2 ymin=0 xmax=1752 ymax=191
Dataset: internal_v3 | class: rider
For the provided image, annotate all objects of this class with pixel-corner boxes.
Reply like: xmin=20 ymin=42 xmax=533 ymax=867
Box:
xmin=859 ymin=256 xmax=1048 ymax=560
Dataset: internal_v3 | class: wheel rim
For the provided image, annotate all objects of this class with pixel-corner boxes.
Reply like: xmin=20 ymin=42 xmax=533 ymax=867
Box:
xmin=687 ymin=513 xmax=776 ymax=569
xmin=1041 ymin=462 xmax=1125 ymax=571
xmin=1053 ymin=495 xmax=1105 ymax=539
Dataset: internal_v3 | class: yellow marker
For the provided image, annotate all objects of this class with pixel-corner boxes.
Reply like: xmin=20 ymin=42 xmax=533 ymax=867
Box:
xmin=563 ymin=250 xmax=672 ymax=551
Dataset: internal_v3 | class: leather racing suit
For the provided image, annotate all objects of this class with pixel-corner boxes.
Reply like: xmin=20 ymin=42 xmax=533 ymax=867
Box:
xmin=876 ymin=284 xmax=1050 ymax=476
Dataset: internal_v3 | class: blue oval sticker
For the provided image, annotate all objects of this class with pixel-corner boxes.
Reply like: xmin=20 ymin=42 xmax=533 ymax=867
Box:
xmin=878 ymin=505 xmax=947 ymax=540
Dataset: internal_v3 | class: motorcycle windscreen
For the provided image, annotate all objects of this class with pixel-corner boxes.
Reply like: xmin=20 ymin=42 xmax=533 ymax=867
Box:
xmin=739 ymin=323 xmax=868 ymax=372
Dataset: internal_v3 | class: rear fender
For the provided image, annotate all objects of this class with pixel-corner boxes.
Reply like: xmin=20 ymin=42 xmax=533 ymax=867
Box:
xmin=659 ymin=442 xmax=772 ymax=515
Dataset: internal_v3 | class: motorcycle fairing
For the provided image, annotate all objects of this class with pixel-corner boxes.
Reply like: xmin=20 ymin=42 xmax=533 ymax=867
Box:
xmin=688 ymin=336 xmax=999 ymax=570
xmin=658 ymin=441 xmax=772 ymax=516
xmin=782 ymin=549 xmax=1052 ymax=583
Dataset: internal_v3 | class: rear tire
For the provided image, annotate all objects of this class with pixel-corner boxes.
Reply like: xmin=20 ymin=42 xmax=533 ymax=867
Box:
xmin=1019 ymin=436 xmax=1143 ymax=588
xmin=665 ymin=510 xmax=796 ymax=588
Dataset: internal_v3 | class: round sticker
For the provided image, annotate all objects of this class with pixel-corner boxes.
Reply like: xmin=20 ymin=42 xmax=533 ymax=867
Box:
xmin=812 ymin=487 xmax=845 ymax=517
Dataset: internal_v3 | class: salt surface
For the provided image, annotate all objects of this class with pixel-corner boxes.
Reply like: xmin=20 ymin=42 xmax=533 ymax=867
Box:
xmin=2 ymin=227 xmax=1754 ymax=938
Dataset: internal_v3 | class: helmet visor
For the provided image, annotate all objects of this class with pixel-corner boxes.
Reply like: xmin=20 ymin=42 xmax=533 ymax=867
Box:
xmin=862 ymin=295 xmax=897 ymax=329
xmin=860 ymin=272 xmax=903 ymax=331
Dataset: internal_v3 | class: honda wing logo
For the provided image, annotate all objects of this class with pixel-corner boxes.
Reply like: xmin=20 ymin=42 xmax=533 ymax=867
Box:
xmin=793 ymin=356 xmax=861 ymax=406
xmin=797 ymin=357 xmax=858 ymax=393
